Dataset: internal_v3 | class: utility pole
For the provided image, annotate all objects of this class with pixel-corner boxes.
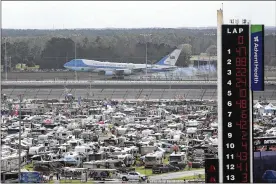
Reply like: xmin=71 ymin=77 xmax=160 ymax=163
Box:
xmin=140 ymin=34 xmax=152 ymax=81
xmin=146 ymin=41 xmax=148 ymax=80
xmin=74 ymin=40 xmax=77 ymax=81
xmin=72 ymin=34 xmax=80 ymax=81
xmin=5 ymin=37 xmax=7 ymax=80
xmin=89 ymin=74 xmax=92 ymax=104
xmin=18 ymin=94 xmax=23 ymax=183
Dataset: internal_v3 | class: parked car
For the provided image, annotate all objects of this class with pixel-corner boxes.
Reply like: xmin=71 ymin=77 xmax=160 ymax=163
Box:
xmin=119 ymin=172 xmax=147 ymax=181
xmin=169 ymin=161 xmax=186 ymax=170
xmin=152 ymin=164 xmax=169 ymax=174
xmin=166 ymin=164 xmax=180 ymax=172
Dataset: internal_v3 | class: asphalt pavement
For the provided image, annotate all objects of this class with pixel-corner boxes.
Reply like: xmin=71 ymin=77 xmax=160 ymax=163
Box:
xmin=2 ymin=71 xmax=276 ymax=81
xmin=92 ymin=169 xmax=205 ymax=183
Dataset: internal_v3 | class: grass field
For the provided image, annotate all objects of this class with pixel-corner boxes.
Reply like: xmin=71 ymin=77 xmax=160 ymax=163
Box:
xmin=134 ymin=165 xmax=203 ymax=176
xmin=23 ymin=163 xmax=34 ymax=171
xmin=172 ymin=174 xmax=205 ymax=181
xmin=135 ymin=166 xmax=154 ymax=176
xmin=24 ymin=158 xmax=202 ymax=182
xmin=49 ymin=180 xmax=94 ymax=183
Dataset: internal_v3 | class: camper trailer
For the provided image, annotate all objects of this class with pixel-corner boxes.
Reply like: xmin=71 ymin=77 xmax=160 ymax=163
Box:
xmin=169 ymin=152 xmax=187 ymax=169
xmin=144 ymin=152 xmax=163 ymax=168
xmin=122 ymin=146 xmax=139 ymax=157
xmin=87 ymin=151 xmax=106 ymax=161
xmin=104 ymin=137 xmax=119 ymax=146
xmin=83 ymin=159 xmax=123 ymax=169
xmin=116 ymin=154 xmax=134 ymax=167
xmin=29 ymin=145 xmax=46 ymax=156
xmin=62 ymin=152 xmax=85 ymax=167
xmin=1 ymin=151 xmax=27 ymax=171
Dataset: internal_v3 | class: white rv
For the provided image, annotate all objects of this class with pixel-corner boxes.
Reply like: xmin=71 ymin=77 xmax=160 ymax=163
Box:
xmin=144 ymin=152 xmax=163 ymax=168
xmin=116 ymin=154 xmax=134 ymax=167
xmin=28 ymin=145 xmax=46 ymax=156
xmin=169 ymin=152 xmax=187 ymax=169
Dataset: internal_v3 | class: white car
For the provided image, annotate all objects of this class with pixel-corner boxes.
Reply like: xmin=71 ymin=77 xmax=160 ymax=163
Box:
xmin=119 ymin=172 xmax=147 ymax=181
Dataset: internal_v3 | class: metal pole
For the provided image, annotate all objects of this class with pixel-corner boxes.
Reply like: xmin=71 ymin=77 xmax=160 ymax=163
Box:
xmin=208 ymin=55 xmax=211 ymax=81
xmin=140 ymin=34 xmax=152 ymax=81
xmin=5 ymin=38 xmax=7 ymax=80
xmin=146 ymin=42 xmax=148 ymax=81
xmin=18 ymin=94 xmax=22 ymax=182
xmin=90 ymin=74 xmax=92 ymax=103
xmin=74 ymin=40 xmax=77 ymax=81
xmin=248 ymin=19 xmax=253 ymax=184
xmin=217 ymin=9 xmax=223 ymax=183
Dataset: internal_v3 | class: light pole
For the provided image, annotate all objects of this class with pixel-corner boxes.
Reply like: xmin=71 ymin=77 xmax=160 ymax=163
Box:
xmin=72 ymin=34 xmax=80 ymax=81
xmin=89 ymin=74 xmax=93 ymax=103
xmin=4 ymin=37 xmax=8 ymax=80
xmin=18 ymin=94 xmax=23 ymax=183
xmin=74 ymin=40 xmax=77 ymax=81
xmin=140 ymin=34 xmax=152 ymax=81
xmin=146 ymin=41 xmax=148 ymax=80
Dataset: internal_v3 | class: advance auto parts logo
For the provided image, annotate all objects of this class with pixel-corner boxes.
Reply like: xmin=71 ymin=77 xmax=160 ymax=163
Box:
xmin=264 ymin=139 xmax=276 ymax=145
xmin=254 ymin=140 xmax=261 ymax=146
xmin=254 ymin=138 xmax=276 ymax=146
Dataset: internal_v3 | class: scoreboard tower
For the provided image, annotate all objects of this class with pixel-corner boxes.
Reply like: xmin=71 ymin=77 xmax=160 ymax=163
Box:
xmin=221 ymin=24 xmax=251 ymax=183
xmin=205 ymin=9 xmax=265 ymax=183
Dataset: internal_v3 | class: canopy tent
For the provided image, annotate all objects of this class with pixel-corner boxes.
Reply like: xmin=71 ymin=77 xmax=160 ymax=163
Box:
xmin=264 ymin=103 xmax=276 ymax=114
xmin=254 ymin=102 xmax=263 ymax=109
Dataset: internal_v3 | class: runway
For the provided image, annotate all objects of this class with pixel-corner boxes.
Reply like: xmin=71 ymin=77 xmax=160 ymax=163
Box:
xmin=2 ymin=71 xmax=276 ymax=81
xmin=1 ymin=71 xmax=275 ymax=100
xmin=1 ymin=71 xmax=126 ymax=81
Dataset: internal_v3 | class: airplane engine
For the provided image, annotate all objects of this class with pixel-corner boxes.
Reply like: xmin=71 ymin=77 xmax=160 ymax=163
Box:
xmin=98 ymin=71 xmax=115 ymax=76
xmin=104 ymin=71 xmax=114 ymax=76
xmin=122 ymin=69 xmax=132 ymax=75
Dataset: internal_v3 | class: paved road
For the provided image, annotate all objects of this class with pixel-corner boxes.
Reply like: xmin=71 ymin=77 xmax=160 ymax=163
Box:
xmin=1 ymin=72 xmax=110 ymax=81
xmin=92 ymin=169 xmax=205 ymax=183
xmin=149 ymin=169 xmax=204 ymax=180
xmin=1 ymin=71 xmax=208 ymax=81
xmin=2 ymin=71 xmax=276 ymax=81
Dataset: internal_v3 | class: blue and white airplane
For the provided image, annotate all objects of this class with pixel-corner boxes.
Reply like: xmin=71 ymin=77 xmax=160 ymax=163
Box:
xmin=63 ymin=45 xmax=184 ymax=77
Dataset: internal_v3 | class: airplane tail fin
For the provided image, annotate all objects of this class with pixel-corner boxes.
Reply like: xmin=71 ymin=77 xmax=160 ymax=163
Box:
xmin=155 ymin=44 xmax=184 ymax=66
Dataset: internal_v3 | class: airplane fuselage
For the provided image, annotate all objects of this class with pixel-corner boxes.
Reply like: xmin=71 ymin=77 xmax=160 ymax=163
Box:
xmin=64 ymin=45 xmax=184 ymax=76
xmin=64 ymin=60 xmax=177 ymax=73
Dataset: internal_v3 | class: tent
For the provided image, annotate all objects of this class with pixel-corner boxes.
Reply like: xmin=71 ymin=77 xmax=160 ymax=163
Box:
xmin=254 ymin=102 xmax=263 ymax=109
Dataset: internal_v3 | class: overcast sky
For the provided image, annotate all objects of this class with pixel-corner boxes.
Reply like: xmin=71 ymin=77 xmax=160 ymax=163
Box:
xmin=2 ymin=1 xmax=276 ymax=29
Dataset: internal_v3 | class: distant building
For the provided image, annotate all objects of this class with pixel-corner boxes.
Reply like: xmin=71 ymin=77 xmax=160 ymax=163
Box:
xmin=190 ymin=53 xmax=217 ymax=68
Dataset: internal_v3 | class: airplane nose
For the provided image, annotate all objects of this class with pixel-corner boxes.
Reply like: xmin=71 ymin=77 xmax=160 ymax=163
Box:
xmin=64 ymin=62 xmax=69 ymax=68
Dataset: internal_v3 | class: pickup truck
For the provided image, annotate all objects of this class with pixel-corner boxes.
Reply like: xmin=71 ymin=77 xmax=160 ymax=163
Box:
xmin=118 ymin=171 xmax=147 ymax=181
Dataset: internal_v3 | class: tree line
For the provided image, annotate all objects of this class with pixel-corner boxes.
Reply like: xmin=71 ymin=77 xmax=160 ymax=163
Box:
xmin=1 ymin=28 xmax=275 ymax=69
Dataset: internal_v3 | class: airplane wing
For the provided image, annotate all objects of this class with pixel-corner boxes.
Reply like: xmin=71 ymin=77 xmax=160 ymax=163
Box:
xmin=115 ymin=68 xmax=143 ymax=75
xmin=97 ymin=68 xmax=140 ymax=76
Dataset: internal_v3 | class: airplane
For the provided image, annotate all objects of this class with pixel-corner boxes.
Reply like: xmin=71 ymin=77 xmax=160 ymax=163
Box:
xmin=63 ymin=45 xmax=184 ymax=78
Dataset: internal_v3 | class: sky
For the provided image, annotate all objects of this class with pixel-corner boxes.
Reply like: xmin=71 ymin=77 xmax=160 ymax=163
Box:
xmin=1 ymin=1 xmax=276 ymax=29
